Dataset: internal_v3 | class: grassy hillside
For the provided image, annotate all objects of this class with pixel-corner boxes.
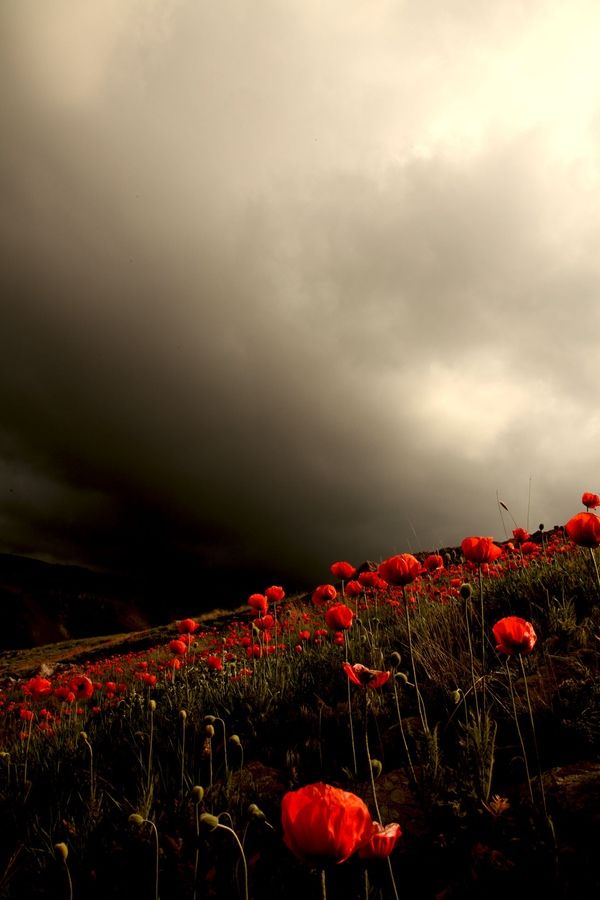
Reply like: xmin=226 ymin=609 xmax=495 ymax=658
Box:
xmin=0 ymin=520 xmax=599 ymax=899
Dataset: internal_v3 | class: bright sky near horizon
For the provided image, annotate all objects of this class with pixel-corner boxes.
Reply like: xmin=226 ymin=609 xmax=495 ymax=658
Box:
xmin=1 ymin=0 xmax=599 ymax=601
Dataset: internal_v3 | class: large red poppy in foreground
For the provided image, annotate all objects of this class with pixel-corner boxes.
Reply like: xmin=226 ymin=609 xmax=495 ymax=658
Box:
xmin=492 ymin=616 xmax=537 ymax=656
xmin=281 ymin=782 xmax=373 ymax=864
xmin=565 ymin=512 xmax=600 ymax=548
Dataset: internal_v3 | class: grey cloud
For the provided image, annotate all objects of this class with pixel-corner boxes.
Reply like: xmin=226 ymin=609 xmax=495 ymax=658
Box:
xmin=1 ymin=2 xmax=599 ymax=610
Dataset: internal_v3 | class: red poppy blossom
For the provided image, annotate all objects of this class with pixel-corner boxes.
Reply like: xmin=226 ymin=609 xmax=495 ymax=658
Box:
xmin=253 ymin=614 xmax=275 ymax=630
xmin=69 ymin=675 xmax=94 ymax=701
xmin=23 ymin=677 xmax=53 ymax=698
xmin=343 ymin=662 xmax=390 ymax=689
xmin=177 ymin=618 xmax=199 ymax=634
xmin=565 ymin=512 xmax=600 ymax=548
xmin=358 ymin=822 xmax=403 ymax=859
xmin=281 ymin=782 xmax=373 ymax=864
xmin=461 ymin=537 xmax=503 ymax=565
xmin=265 ymin=585 xmax=285 ymax=603
xmin=312 ymin=584 xmax=337 ymax=607
xmin=378 ymin=554 xmax=422 ymax=586
xmin=330 ymin=561 xmax=356 ymax=581
xmin=169 ymin=639 xmax=188 ymax=656
xmin=512 ymin=528 xmax=530 ymax=544
xmin=344 ymin=579 xmax=363 ymax=597
xmin=582 ymin=492 xmax=600 ymax=510
xmin=324 ymin=603 xmax=354 ymax=631
xmin=358 ymin=571 xmax=382 ymax=589
xmin=423 ymin=554 xmax=444 ymax=572
xmin=248 ymin=593 xmax=268 ymax=614
xmin=492 ymin=616 xmax=537 ymax=655
xmin=206 ymin=655 xmax=223 ymax=672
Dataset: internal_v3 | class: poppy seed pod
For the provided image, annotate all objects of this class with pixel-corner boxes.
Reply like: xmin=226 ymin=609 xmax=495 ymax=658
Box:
xmin=192 ymin=785 xmax=204 ymax=803
xmin=129 ymin=814 xmax=145 ymax=826
xmin=200 ymin=813 xmax=220 ymax=830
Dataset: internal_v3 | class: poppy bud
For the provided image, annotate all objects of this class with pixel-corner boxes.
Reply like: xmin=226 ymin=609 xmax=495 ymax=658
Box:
xmin=192 ymin=785 xmax=204 ymax=803
xmin=229 ymin=734 xmax=241 ymax=746
xmin=129 ymin=814 xmax=145 ymax=826
xmin=388 ymin=651 xmax=402 ymax=668
xmin=79 ymin=731 xmax=88 ymax=741
xmin=205 ymin=724 xmax=215 ymax=738
xmin=248 ymin=803 xmax=266 ymax=820
xmin=54 ymin=843 xmax=69 ymax=861
xmin=200 ymin=813 xmax=220 ymax=830
xmin=204 ymin=715 xmax=216 ymax=724
xmin=459 ymin=583 xmax=472 ymax=601
xmin=179 ymin=710 xmax=187 ymax=721
xmin=451 ymin=689 xmax=462 ymax=705
xmin=148 ymin=700 xmax=156 ymax=712
xmin=370 ymin=759 xmax=383 ymax=778
xmin=395 ymin=672 xmax=408 ymax=684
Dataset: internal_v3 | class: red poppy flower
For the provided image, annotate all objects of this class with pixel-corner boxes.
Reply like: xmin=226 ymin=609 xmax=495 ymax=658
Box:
xmin=177 ymin=618 xmax=199 ymax=634
xmin=345 ymin=579 xmax=363 ymax=597
xmin=248 ymin=593 xmax=268 ymax=614
xmin=343 ymin=662 xmax=390 ymax=689
xmin=265 ymin=585 xmax=285 ymax=603
xmin=378 ymin=554 xmax=422 ymax=586
xmin=565 ymin=512 xmax=600 ymax=548
xmin=253 ymin=615 xmax=275 ymax=631
xmin=520 ymin=541 xmax=539 ymax=556
xmin=281 ymin=782 xmax=373 ymax=864
xmin=312 ymin=584 xmax=337 ymax=607
xmin=330 ymin=561 xmax=356 ymax=581
xmin=358 ymin=571 xmax=385 ymax=589
xmin=512 ymin=528 xmax=530 ymax=544
xmin=423 ymin=554 xmax=444 ymax=572
xmin=492 ymin=616 xmax=537 ymax=655
xmin=169 ymin=639 xmax=188 ymax=656
xmin=358 ymin=822 xmax=403 ymax=859
xmin=324 ymin=603 xmax=354 ymax=631
xmin=206 ymin=655 xmax=223 ymax=671
xmin=582 ymin=492 xmax=600 ymax=510
xmin=461 ymin=537 xmax=503 ymax=565
xmin=23 ymin=677 xmax=53 ymax=698
xmin=69 ymin=675 xmax=94 ymax=700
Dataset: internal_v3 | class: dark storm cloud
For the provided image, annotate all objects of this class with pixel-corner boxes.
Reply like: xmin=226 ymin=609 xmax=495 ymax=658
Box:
xmin=2 ymin=1 xmax=600 ymax=605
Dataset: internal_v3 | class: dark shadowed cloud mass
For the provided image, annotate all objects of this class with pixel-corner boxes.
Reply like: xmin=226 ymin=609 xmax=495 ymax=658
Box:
xmin=2 ymin=1 xmax=600 ymax=607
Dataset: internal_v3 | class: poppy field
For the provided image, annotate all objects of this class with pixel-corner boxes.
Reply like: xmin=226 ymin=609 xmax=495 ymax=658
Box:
xmin=0 ymin=497 xmax=599 ymax=899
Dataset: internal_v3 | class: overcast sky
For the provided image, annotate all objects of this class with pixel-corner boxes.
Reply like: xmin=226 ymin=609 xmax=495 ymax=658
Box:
xmin=2 ymin=1 xmax=600 ymax=603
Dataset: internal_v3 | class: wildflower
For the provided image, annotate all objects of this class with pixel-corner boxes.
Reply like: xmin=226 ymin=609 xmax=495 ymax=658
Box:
xmin=358 ymin=822 xmax=402 ymax=858
xmin=582 ymin=492 xmax=600 ymax=510
xmin=177 ymin=618 xmax=199 ymax=634
xmin=565 ymin=512 xmax=600 ymax=548
xmin=265 ymin=585 xmax=285 ymax=603
xmin=423 ymin=554 xmax=444 ymax=572
xmin=345 ymin=579 xmax=363 ymax=597
xmin=512 ymin=528 xmax=530 ymax=544
xmin=324 ymin=603 xmax=354 ymax=631
xmin=248 ymin=593 xmax=268 ymax=614
xmin=206 ymin=655 xmax=223 ymax=672
xmin=492 ymin=616 xmax=537 ymax=655
xmin=169 ymin=639 xmax=188 ymax=656
xmin=23 ymin=677 xmax=52 ymax=698
xmin=281 ymin=782 xmax=373 ymax=864
xmin=69 ymin=675 xmax=94 ymax=701
xmin=482 ymin=795 xmax=511 ymax=818
xmin=312 ymin=584 xmax=337 ymax=607
xmin=343 ymin=662 xmax=390 ymax=689
xmin=378 ymin=553 xmax=422 ymax=586
xmin=461 ymin=536 xmax=503 ymax=564
xmin=330 ymin=561 xmax=356 ymax=580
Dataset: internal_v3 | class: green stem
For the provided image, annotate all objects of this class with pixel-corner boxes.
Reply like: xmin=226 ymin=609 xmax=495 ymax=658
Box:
xmin=505 ymin=659 xmax=534 ymax=805
xmin=392 ymin=678 xmax=416 ymax=783
xmin=320 ymin=868 xmax=327 ymax=900
xmin=518 ymin=653 xmax=549 ymax=818
xmin=403 ymin=587 xmax=428 ymax=734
